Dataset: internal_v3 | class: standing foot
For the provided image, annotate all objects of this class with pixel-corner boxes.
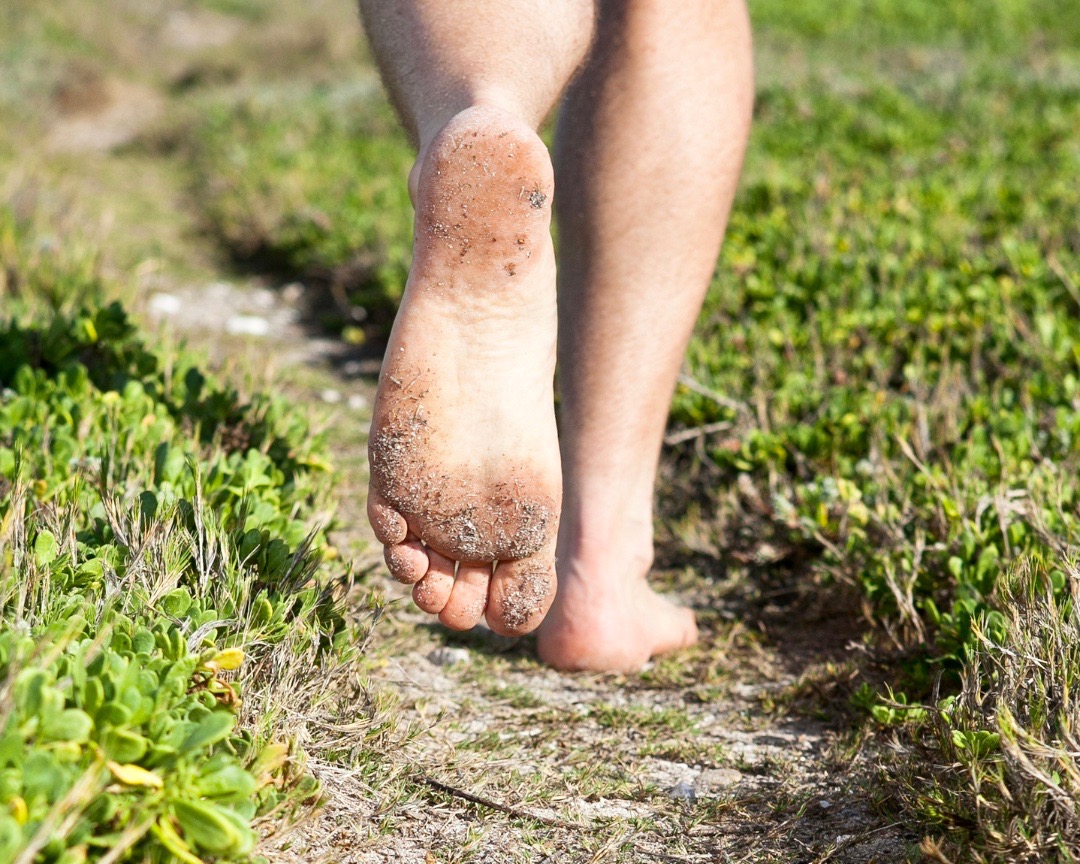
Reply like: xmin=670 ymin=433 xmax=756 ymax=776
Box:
xmin=537 ymin=519 xmax=698 ymax=673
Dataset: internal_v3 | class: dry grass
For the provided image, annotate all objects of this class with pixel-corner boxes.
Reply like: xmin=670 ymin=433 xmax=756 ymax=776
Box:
xmin=889 ymin=558 xmax=1080 ymax=863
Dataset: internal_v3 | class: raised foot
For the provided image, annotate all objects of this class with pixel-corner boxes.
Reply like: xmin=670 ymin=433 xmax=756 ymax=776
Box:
xmin=536 ymin=577 xmax=698 ymax=673
xmin=367 ymin=104 xmax=561 ymax=636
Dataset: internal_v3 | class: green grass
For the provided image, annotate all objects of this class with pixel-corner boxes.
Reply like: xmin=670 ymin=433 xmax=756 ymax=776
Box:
xmin=750 ymin=0 xmax=1080 ymax=51
xmin=190 ymin=87 xmax=413 ymax=334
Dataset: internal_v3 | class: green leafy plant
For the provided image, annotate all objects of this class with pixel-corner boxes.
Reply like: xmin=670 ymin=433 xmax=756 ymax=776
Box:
xmin=0 ymin=216 xmax=343 ymax=862
xmin=671 ymin=64 xmax=1080 ymax=671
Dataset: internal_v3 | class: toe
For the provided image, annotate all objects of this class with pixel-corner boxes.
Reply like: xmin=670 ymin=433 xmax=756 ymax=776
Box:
xmin=651 ymin=599 xmax=700 ymax=657
xmin=486 ymin=556 xmax=557 ymax=636
xmin=413 ymin=550 xmax=456 ymax=614
xmin=385 ymin=534 xmax=429 ymax=584
xmin=368 ymin=491 xmax=407 ymax=545
xmin=674 ymin=606 xmax=699 ymax=651
xmin=439 ymin=564 xmax=490 ymax=630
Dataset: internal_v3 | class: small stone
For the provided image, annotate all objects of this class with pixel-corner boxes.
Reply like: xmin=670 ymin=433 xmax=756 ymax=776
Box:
xmin=819 ymin=799 xmax=832 ymax=809
xmin=251 ymin=287 xmax=276 ymax=308
xmin=427 ymin=646 xmax=470 ymax=667
xmin=694 ymin=768 xmax=743 ymax=794
xmin=281 ymin=282 xmax=305 ymax=303
xmin=148 ymin=293 xmax=182 ymax=316
xmin=320 ymin=389 xmax=342 ymax=404
xmin=348 ymin=394 xmax=368 ymax=411
xmin=667 ymin=782 xmax=697 ymax=803
xmin=225 ymin=315 xmax=270 ymax=337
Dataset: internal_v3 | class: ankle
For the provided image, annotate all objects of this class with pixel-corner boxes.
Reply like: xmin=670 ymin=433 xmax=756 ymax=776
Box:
xmin=557 ymin=514 xmax=655 ymax=586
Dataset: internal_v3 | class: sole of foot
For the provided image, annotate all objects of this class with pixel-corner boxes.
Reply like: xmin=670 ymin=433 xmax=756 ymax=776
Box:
xmin=367 ymin=104 xmax=562 ymax=637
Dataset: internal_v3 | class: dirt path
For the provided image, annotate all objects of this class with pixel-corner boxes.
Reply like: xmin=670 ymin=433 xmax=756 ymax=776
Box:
xmin=144 ymin=278 xmax=915 ymax=862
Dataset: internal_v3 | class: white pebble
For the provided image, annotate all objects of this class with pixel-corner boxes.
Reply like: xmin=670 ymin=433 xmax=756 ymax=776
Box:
xmin=225 ymin=315 xmax=271 ymax=337
xmin=281 ymin=282 xmax=305 ymax=303
xmin=427 ymin=646 xmax=470 ymax=667
xmin=667 ymin=783 xmax=697 ymax=803
xmin=320 ymin=389 xmax=342 ymax=404
xmin=148 ymin=293 xmax=182 ymax=316
xmin=348 ymin=394 xmax=368 ymax=411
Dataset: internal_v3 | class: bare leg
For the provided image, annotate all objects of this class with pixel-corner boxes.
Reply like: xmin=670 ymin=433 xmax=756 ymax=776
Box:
xmin=358 ymin=1 xmax=593 ymax=635
xmin=538 ymin=0 xmax=754 ymax=671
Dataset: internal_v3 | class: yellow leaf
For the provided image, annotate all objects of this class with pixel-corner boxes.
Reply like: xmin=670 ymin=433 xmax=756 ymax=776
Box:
xmin=108 ymin=761 xmax=164 ymax=788
xmin=8 ymin=796 xmax=27 ymax=824
xmin=212 ymin=648 xmax=245 ymax=671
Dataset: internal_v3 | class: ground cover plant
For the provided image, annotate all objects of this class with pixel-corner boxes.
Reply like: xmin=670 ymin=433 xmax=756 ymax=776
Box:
xmin=672 ymin=62 xmax=1080 ymax=667
xmin=892 ymin=557 xmax=1080 ymax=863
xmin=0 ymin=209 xmax=352 ymax=863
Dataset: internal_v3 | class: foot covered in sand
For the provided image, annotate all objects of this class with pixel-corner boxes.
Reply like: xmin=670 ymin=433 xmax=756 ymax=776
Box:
xmin=368 ymin=105 xmax=561 ymax=636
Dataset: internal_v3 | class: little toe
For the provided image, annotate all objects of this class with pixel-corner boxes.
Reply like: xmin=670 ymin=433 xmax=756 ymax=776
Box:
xmin=368 ymin=491 xmax=407 ymax=546
xmin=385 ymin=534 xmax=429 ymax=584
xmin=486 ymin=556 xmax=557 ymax=636
xmin=439 ymin=564 xmax=490 ymax=630
xmin=413 ymin=550 xmax=456 ymax=614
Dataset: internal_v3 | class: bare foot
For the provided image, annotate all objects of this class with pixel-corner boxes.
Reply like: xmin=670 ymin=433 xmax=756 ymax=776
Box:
xmin=537 ymin=515 xmax=698 ymax=672
xmin=368 ymin=105 xmax=561 ymax=636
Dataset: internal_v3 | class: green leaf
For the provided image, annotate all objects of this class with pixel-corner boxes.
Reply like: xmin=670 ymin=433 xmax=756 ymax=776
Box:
xmin=17 ymin=669 xmax=49 ymax=716
xmin=195 ymin=764 xmax=257 ymax=800
xmin=42 ymin=709 xmax=93 ymax=743
xmin=0 ymin=815 xmax=23 ymax=858
xmin=173 ymin=799 xmax=251 ymax=855
xmin=23 ymin=752 xmax=65 ymax=802
xmin=34 ymin=530 xmax=59 ymax=566
xmin=94 ymin=701 xmax=132 ymax=728
xmin=151 ymin=817 xmax=205 ymax=864
xmin=161 ymin=589 xmax=193 ymax=618
xmin=179 ymin=711 xmax=235 ymax=755
xmin=101 ymin=728 xmax=148 ymax=763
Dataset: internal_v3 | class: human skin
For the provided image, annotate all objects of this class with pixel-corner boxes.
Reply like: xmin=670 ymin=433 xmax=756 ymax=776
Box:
xmin=358 ymin=0 xmax=753 ymax=671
